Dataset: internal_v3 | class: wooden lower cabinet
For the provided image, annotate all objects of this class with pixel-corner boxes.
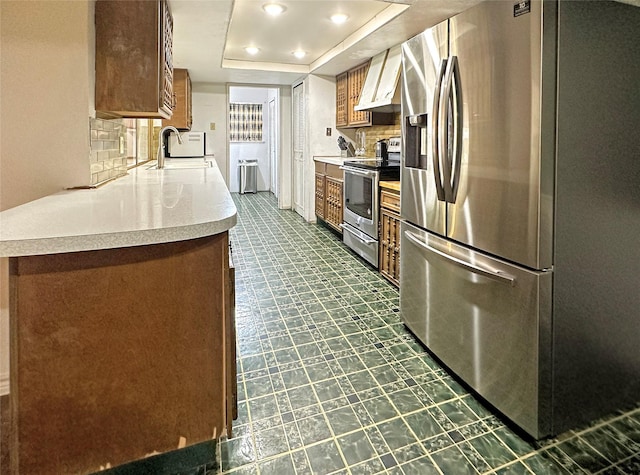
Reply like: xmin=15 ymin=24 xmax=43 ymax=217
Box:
xmin=379 ymin=186 xmax=401 ymax=287
xmin=315 ymin=161 xmax=343 ymax=233
xmin=9 ymin=233 xmax=236 ymax=474
xmin=325 ymin=177 xmax=343 ymax=231
xmin=315 ymin=172 xmax=325 ymax=219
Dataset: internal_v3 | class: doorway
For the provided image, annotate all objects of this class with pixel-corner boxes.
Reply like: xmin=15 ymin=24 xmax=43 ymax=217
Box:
xmin=292 ymin=82 xmax=305 ymax=217
xmin=269 ymin=99 xmax=277 ymax=197
xmin=228 ymin=86 xmax=280 ymax=195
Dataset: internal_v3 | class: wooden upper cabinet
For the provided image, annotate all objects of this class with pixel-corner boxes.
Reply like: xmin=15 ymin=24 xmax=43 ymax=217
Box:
xmin=95 ymin=0 xmax=174 ymax=119
xmin=348 ymin=62 xmax=371 ymax=126
xmin=336 ymin=72 xmax=348 ymax=128
xmin=162 ymin=68 xmax=192 ymax=130
xmin=337 ymin=61 xmax=394 ymax=128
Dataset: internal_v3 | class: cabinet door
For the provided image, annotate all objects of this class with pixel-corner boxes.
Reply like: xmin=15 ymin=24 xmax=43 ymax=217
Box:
xmin=315 ymin=173 xmax=326 ymax=219
xmin=162 ymin=69 xmax=192 ymax=130
xmin=348 ymin=62 xmax=372 ymax=126
xmin=380 ymin=209 xmax=400 ymax=287
xmin=160 ymin=0 xmax=174 ymax=116
xmin=95 ymin=0 xmax=173 ymax=119
xmin=336 ymin=72 xmax=348 ymax=127
xmin=325 ymin=176 xmax=343 ymax=232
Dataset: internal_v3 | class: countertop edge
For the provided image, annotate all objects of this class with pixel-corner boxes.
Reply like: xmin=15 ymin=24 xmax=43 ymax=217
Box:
xmin=0 ymin=214 xmax=238 ymax=258
xmin=0 ymin=160 xmax=238 ymax=258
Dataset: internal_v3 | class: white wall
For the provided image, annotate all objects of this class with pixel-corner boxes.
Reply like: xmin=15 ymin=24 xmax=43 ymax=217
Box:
xmin=228 ymin=86 xmax=274 ymax=193
xmin=0 ymin=0 xmax=95 ymax=395
xmin=302 ymin=74 xmax=339 ymax=222
xmin=191 ymin=83 xmax=229 ymax=186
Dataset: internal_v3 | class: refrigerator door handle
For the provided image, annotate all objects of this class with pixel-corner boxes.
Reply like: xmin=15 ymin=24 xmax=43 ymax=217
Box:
xmin=404 ymin=230 xmax=516 ymax=287
xmin=450 ymin=56 xmax=463 ymax=203
xmin=439 ymin=56 xmax=458 ymax=203
xmin=431 ymin=58 xmax=447 ymax=202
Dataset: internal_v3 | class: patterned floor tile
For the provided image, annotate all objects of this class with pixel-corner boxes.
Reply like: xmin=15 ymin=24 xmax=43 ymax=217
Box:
xmin=99 ymin=193 xmax=640 ymax=475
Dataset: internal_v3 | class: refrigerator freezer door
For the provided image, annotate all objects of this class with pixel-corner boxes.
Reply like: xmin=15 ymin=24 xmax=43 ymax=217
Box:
xmin=400 ymin=22 xmax=448 ymax=236
xmin=399 ymin=221 xmax=552 ymax=437
xmin=447 ymin=1 xmax=553 ymax=270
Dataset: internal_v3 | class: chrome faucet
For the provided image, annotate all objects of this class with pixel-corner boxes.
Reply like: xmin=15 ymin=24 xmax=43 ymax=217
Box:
xmin=157 ymin=126 xmax=183 ymax=169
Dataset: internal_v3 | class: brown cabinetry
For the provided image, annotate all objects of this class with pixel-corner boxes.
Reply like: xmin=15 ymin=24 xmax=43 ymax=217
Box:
xmin=336 ymin=72 xmax=348 ymax=128
xmin=315 ymin=161 xmax=343 ymax=233
xmin=379 ymin=184 xmax=401 ymax=287
xmin=162 ymin=68 xmax=192 ymax=130
xmin=9 ymin=234 xmax=235 ymax=473
xmin=325 ymin=176 xmax=344 ymax=231
xmin=336 ymin=62 xmax=394 ymax=128
xmin=95 ymin=0 xmax=174 ymax=119
xmin=315 ymin=171 xmax=326 ymax=219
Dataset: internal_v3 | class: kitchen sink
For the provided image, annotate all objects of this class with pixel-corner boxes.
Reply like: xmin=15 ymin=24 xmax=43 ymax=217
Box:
xmin=147 ymin=159 xmax=213 ymax=170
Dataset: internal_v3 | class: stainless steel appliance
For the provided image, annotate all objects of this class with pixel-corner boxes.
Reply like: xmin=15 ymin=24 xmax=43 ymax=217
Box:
xmin=168 ymin=131 xmax=206 ymax=157
xmin=400 ymin=0 xmax=640 ymax=439
xmin=341 ymin=158 xmax=399 ymax=267
xmin=375 ymin=140 xmax=388 ymax=160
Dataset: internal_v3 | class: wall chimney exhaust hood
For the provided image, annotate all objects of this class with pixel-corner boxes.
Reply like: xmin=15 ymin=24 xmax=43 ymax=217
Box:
xmin=354 ymin=44 xmax=401 ymax=113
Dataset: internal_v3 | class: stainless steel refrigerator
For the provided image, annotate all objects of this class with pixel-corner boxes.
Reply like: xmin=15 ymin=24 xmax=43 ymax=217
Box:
xmin=399 ymin=0 xmax=640 ymax=438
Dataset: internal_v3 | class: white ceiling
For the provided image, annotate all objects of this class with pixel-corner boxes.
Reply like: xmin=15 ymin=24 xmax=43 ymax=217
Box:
xmin=170 ymin=0 xmax=484 ymax=87
xmin=171 ymin=0 xmax=640 ymax=87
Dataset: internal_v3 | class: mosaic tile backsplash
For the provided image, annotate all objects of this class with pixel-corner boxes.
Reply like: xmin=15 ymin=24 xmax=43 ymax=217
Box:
xmin=89 ymin=117 xmax=128 ymax=185
xmin=100 ymin=192 xmax=640 ymax=475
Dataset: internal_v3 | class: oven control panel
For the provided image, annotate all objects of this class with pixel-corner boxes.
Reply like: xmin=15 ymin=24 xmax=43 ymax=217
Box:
xmin=388 ymin=136 xmax=401 ymax=153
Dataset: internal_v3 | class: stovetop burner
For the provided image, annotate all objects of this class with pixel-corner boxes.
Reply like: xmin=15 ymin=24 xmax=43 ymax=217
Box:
xmin=343 ymin=157 xmax=400 ymax=170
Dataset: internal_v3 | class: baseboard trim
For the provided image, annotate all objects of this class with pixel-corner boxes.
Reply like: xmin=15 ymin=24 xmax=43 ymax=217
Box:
xmin=0 ymin=373 xmax=8 ymax=396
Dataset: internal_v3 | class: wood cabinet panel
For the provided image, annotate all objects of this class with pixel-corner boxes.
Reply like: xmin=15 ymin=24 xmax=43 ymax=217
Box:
xmin=336 ymin=62 xmax=395 ymax=128
xmin=315 ymin=172 xmax=326 ymax=219
xmin=336 ymin=72 xmax=348 ymax=128
xmin=162 ymin=68 xmax=192 ymax=130
xmin=380 ymin=189 xmax=401 ymax=214
xmin=9 ymin=234 xmax=234 ymax=474
xmin=325 ymin=176 xmax=343 ymax=232
xmin=348 ymin=63 xmax=371 ymax=126
xmin=379 ymin=187 xmax=401 ymax=287
xmin=95 ymin=0 xmax=174 ymax=119
xmin=315 ymin=162 xmax=343 ymax=233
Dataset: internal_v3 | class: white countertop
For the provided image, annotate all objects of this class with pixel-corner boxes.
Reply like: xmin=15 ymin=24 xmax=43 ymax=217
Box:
xmin=0 ymin=159 xmax=237 ymax=257
xmin=313 ymin=156 xmax=377 ymax=166
xmin=313 ymin=156 xmax=344 ymax=166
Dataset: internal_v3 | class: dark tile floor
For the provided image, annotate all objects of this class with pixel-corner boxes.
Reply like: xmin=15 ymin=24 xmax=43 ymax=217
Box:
xmin=97 ymin=191 xmax=639 ymax=475
xmin=213 ymin=192 xmax=640 ymax=475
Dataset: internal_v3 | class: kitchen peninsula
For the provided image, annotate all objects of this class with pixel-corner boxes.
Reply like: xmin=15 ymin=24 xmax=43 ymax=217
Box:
xmin=0 ymin=162 xmax=237 ymax=474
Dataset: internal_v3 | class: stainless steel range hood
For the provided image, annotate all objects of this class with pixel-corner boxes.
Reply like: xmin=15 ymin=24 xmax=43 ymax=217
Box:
xmin=354 ymin=44 xmax=402 ymax=113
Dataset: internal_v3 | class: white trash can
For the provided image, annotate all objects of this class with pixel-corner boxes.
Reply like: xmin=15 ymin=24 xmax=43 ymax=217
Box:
xmin=239 ymin=159 xmax=258 ymax=194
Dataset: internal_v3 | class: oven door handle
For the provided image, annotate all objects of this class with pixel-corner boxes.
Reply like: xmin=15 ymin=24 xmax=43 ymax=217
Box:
xmin=339 ymin=165 xmax=376 ymax=178
xmin=340 ymin=224 xmax=377 ymax=244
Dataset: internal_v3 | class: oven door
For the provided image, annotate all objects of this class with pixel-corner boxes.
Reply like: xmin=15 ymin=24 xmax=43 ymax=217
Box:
xmin=341 ymin=165 xmax=379 ymax=238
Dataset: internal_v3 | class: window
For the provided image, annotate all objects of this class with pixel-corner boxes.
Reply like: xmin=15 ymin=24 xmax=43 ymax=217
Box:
xmin=229 ymin=103 xmax=263 ymax=142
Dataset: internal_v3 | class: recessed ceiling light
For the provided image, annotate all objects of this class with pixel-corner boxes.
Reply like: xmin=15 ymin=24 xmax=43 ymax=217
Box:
xmin=330 ymin=13 xmax=349 ymax=24
xmin=263 ymin=3 xmax=286 ymax=16
xmin=293 ymin=50 xmax=306 ymax=59
xmin=245 ymin=46 xmax=260 ymax=55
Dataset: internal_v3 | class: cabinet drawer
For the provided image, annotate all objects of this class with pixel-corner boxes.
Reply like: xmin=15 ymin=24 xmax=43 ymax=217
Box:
xmin=326 ymin=163 xmax=343 ymax=180
xmin=380 ymin=189 xmax=400 ymax=214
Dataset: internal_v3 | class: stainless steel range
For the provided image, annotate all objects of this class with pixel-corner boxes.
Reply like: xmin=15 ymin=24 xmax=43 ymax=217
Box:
xmin=340 ymin=149 xmax=399 ymax=268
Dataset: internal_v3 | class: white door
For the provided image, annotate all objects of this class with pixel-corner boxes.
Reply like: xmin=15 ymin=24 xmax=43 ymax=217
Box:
xmin=292 ymin=83 xmax=305 ymax=217
xmin=269 ymin=98 xmax=278 ymax=197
